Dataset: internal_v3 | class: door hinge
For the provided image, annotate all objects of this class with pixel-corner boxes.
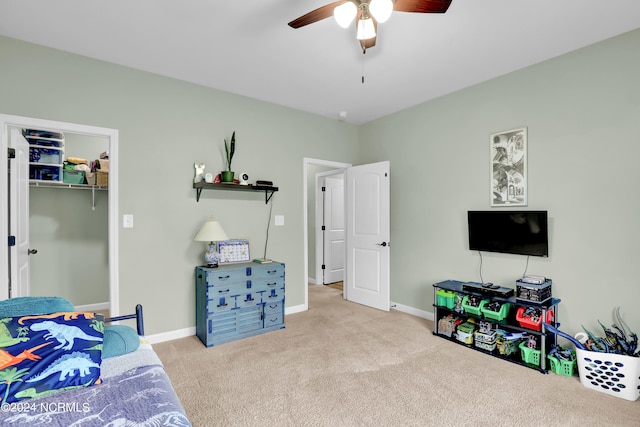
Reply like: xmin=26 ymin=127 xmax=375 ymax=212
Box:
xmin=321 ymin=186 xmax=325 ymax=192
xmin=321 ymin=264 xmax=325 ymax=270
xmin=8 ymin=236 xmax=16 ymax=247
xmin=8 ymin=148 xmax=15 ymax=159
xmin=321 ymin=225 xmax=325 ymax=231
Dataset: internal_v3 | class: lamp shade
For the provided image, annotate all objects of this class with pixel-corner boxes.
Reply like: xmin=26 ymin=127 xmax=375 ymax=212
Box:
xmin=334 ymin=1 xmax=357 ymax=28
xmin=356 ymin=17 xmax=376 ymax=40
xmin=194 ymin=219 xmax=229 ymax=242
xmin=369 ymin=0 xmax=393 ymax=24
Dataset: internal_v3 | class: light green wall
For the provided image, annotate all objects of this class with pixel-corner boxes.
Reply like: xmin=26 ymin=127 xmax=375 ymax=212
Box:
xmin=359 ymin=28 xmax=640 ymax=334
xmin=0 ymin=35 xmax=360 ymax=335
xmin=3 ymin=27 xmax=639 ymax=338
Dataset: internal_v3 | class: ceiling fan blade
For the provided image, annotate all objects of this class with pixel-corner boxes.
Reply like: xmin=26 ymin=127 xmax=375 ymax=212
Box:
xmin=393 ymin=0 xmax=452 ymax=13
xmin=288 ymin=1 xmax=347 ymax=29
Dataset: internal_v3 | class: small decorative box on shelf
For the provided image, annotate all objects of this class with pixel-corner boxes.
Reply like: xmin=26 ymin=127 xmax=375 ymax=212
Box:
xmin=516 ymin=279 xmax=552 ymax=304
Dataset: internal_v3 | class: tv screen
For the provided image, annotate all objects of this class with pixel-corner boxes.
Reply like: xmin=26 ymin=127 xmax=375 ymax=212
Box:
xmin=468 ymin=211 xmax=548 ymax=257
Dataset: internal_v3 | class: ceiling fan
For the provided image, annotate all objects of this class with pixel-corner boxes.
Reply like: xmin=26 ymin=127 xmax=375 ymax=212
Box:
xmin=288 ymin=0 xmax=453 ymax=53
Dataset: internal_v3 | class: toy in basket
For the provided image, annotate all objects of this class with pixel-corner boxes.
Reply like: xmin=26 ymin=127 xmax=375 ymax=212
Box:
xmin=547 ymin=346 xmax=576 ymax=377
xmin=545 ymin=321 xmax=640 ymax=401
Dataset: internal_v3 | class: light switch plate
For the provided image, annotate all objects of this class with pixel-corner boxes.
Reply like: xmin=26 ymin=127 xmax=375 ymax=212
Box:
xmin=123 ymin=214 xmax=134 ymax=228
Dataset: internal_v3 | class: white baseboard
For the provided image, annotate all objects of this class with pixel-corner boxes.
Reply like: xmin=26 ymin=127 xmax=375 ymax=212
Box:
xmin=308 ymin=278 xmax=319 ymax=285
xmin=147 ymin=327 xmax=196 ymax=345
xmin=285 ymin=303 xmax=307 ymax=315
xmin=391 ymin=301 xmax=434 ymax=322
xmin=75 ymin=301 xmax=110 ymax=312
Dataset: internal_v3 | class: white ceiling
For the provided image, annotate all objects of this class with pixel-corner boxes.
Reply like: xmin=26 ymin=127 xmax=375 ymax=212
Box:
xmin=1 ymin=0 xmax=640 ymax=124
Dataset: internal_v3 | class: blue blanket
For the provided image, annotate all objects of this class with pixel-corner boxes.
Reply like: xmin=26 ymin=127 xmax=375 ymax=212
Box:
xmin=0 ymin=343 xmax=191 ymax=426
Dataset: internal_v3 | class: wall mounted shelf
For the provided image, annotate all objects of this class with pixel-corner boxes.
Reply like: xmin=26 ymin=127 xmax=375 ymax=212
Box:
xmin=193 ymin=182 xmax=278 ymax=204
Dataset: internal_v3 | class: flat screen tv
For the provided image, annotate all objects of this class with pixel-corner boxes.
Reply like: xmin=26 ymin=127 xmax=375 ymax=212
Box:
xmin=468 ymin=211 xmax=549 ymax=257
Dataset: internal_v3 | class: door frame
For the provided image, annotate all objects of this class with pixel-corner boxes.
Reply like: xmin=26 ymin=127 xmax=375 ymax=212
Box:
xmin=303 ymin=158 xmax=351 ymax=311
xmin=0 ymin=114 xmax=120 ymax=316
xmin=315 ymin=169 xmax=345 ymax=288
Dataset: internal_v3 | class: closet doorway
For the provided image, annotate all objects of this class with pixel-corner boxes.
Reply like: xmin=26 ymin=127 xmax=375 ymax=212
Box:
xmin=0 ymin=114 xmax=120 ymax=317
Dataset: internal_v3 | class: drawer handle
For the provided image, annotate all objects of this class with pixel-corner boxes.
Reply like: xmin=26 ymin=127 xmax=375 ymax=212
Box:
xmin=217 ymin=303 xmax=228 ymax=307
xmin=218 ymin=275 xmax=230 ymax=280
xmin=267 ymin=270 xmax=277 ymax=274
xmin=268 ymin=294 xmax=278 ymax=299
xmin=218 ymin=289 xmax=230 ymax=293
xmin=268 ymin=304 xmax=278 ymax=309
xmin=267 ymin=282 xmax=277 ymax=287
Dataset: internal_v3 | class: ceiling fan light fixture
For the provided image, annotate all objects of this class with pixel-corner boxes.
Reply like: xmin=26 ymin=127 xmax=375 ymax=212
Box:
xmin=334 ymin=1 xmax=357 ymax=29
xmin=369 ymin=0 xmax=393 ymax=24
xmin=356 ymin=17 xmax=376 ymax=40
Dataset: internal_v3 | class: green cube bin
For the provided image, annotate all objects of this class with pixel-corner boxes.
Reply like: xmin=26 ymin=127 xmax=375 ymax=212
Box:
xmin=461 ymin=295 xmax=488 ymax=316
xmin=436 ymin=289 xmax=456 ymax=309
xmin=63 ymin=170 xmax=85 ymax=184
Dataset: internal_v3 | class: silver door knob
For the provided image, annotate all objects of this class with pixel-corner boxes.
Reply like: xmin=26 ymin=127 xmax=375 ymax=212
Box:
xmin=28 ymin=249 xmax=38 ymax=255
xmin=377 ymin=242 xmax=388 ymax=247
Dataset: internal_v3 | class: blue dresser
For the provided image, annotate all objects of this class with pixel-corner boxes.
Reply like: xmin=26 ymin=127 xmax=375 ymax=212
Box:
xmin=195 ymin=262 xmax=285 ymax=347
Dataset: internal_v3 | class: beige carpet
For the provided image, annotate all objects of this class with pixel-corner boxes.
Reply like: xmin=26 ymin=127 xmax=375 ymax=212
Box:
xmin=154 ymin=285 xmax=639 ymax=427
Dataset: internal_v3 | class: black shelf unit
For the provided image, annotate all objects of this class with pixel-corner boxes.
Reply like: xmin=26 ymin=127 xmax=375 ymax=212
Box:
xmin=432 ymin=280 xmax=560 ymax=373
xmin=193 ymin=182 xmax=278 ymax=203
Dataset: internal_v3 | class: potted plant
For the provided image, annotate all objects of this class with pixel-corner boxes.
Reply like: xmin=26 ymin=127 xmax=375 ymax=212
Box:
xmin=221 ymin=131 xmax=236 ymax=183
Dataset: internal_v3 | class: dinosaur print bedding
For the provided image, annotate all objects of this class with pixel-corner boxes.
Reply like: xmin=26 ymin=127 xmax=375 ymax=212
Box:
xmin=0 ymin=312 xmax=104 ymax=403
xmin=0 ymin=337 xmax=191 ymax=426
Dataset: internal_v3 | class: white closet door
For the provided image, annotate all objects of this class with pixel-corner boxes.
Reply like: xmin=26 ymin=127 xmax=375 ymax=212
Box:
xmin=9 ymin=127 xmax=30 ymax=297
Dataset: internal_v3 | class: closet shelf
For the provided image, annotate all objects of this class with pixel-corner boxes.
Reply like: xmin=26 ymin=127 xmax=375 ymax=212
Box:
xmin=30 ymin=180 xmax=107 ymax=210
xmin=29 ymin=180 xmax=108 ymax=191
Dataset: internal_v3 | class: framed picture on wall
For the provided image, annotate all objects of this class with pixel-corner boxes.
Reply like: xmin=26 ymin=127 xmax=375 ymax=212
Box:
xmin=490 ymin=127 xmax=527 ymax=207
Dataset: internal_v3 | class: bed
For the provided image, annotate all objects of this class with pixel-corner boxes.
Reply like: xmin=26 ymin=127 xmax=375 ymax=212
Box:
xmin=0 ymin=297 xmax=191 ymax=426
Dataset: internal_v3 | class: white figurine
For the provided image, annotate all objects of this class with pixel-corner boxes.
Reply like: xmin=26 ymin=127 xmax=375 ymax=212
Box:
xmin=194 ymin=163 xmax=205 ymax=183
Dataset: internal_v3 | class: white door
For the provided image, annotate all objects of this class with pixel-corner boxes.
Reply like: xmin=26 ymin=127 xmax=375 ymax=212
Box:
xmin=345 ymin=161 xmax=390 ymax=311
xmin=323 ymin=176 xmax=344 ymax=284
xmin=9 ymin=128 xmax=30 ymax=297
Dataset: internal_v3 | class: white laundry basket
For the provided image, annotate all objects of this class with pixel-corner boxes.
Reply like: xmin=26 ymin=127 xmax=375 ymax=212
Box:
xmin=576 ymin=348 xmax=640 ymax=401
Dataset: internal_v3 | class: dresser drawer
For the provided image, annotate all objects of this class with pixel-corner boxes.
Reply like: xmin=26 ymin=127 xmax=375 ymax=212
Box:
xmin=208 ymin=311 xmax=238 ymax=338
xmin=261 ymin=286 xmax=284 ymax=303
xmin=237 ymin=306 xmax=263 ymax=333
xmin=264 ymin=312 xmax=284 ymax=328
xmin=204 ymin=267 xmax=253 ymax=286
xmin=245 ymin=263 xmax=285 ymax=280
xmin=264 ymin=300 xmax=284 ymax=314
xmin=206 ymin=295 xmax=234 ymax=313
xmin=254 ymin=277 xmax=284 ymax=290
xmin=235 ymin=291 xmax=262 ymax=308
xmin=206 ymin=283 xmax=247 ymax=298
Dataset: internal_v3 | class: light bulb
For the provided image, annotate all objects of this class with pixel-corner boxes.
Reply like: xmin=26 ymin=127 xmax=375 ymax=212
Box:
xmin=369 ymin=0 xmax=393 ymax=24
xmin=356 ymin=17 xmax=376 ymax=40
xmin=334 ymin=1 xmax=357 ymax=29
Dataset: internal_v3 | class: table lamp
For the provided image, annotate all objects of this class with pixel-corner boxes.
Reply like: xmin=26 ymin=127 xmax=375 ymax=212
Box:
xmin=194 ymin=217 xmax=229 ymax=268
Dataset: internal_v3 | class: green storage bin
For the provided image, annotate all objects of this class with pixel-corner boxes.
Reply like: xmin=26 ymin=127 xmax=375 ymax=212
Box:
xmin=519 ymin=341 xmax=541 ymax=366
xmin=481 ymin=302 xmax=512 ymax=321
xmin=461 ymin=295 xmax=488 ymax=316
xmin=548 ymin=350 xmax=576 ymax=376
xmin=63 ymin=169 xmax=85 ymax=184
xmin=436 ymin=289 xmax=456 ymax=309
